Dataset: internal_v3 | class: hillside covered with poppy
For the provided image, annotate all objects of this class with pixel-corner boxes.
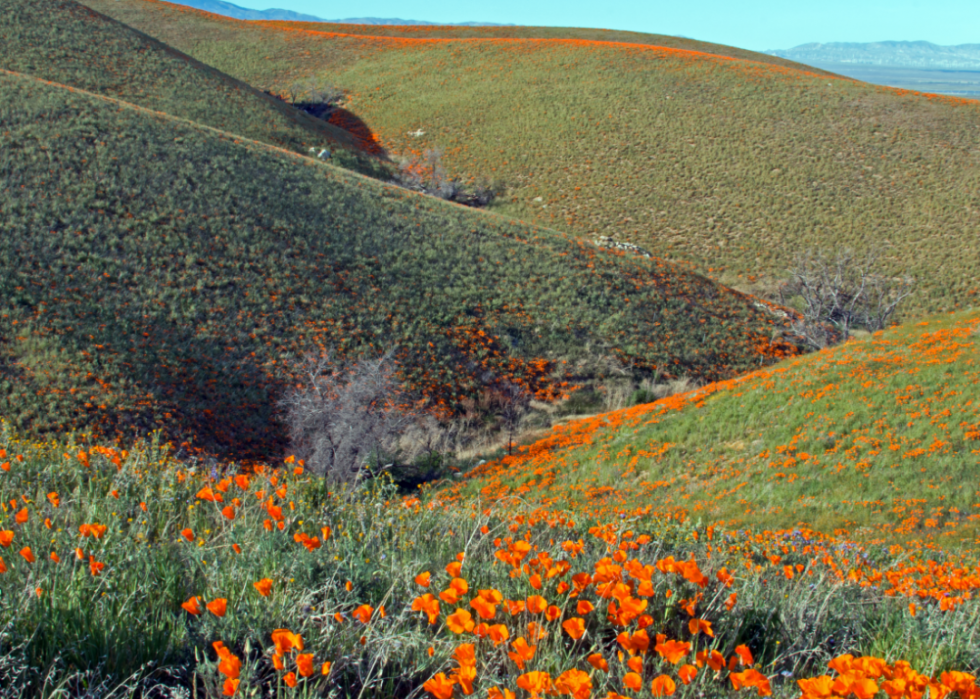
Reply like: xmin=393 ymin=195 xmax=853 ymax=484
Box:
xmin=1 ymin=314 xmax=979 ymax=697
xmin=4 ymin=1 xmax=980 ymax=697
xmin=80 ymin=0 xmax=980 ymax=319
xmin=448 ymin=310 xmax=980 ymax=549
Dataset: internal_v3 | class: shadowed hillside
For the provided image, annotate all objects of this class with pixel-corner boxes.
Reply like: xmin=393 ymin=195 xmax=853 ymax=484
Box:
xmin=0 ymin=67 xmax=797 ymax=458
xmin=79 ymin=0 xmax=980 ymax=320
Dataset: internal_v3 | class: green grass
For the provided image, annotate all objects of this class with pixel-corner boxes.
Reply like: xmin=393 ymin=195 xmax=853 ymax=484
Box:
xmin=0 ymin=0 xmax=389 ymax=178
xmin=450 ymin=311 xmax=980 ymax=548
xmin=80 ymin=0 xmax=980 ymax=320
xmin=0 ymin=64 xmax=795 ymax=459
xmin=2 ymin=425 xmax=979 ymax=697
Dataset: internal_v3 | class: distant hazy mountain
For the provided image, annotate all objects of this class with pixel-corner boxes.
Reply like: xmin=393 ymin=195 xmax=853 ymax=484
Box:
xmin=767 ymin=41 xmax=980 ymax=70
xmin=169 ymin=0 xmax=511 ymax=25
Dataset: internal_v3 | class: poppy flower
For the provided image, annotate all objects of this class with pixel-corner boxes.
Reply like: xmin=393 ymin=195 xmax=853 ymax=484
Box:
xmin=181 ymin=528 xmax=194 ymax=542
xmin=283 ymin=672 xmax=297 ymax=688
xmin=222 ymin=678 xmax=239 ymax=696
xmin=562 ymin=617 xmax=586 ymax=639
xmin=656 ymin=639 xmax=691 ymax=664
xmin=446 ymin=609 xmax=475 ymax=634
xmin=20 ymin=546 xmax=35 ymax=563
xmin=271 ymin=629 xmax=304 ymax=653
xmin=197 ymin=487 xmax=223 ymax=503
xmin=321 ymin=662 xmax=331 ymax=675
xmin=423 ymin=672 xmax=456 ymax=699
xmin=735 ymin=645 xmax=754 ymax=667
xmin=488 ymin=624 xmax=510 ymax=646
xmin=412 ymin=594 xmax=440 ymax=624
xmin=526 ymin=595 xmax=548 ymax=614
xmin=0 ymin=530 xmax=13 ymax=547
xmin=507 ymin=637 xmax=536 ymax=670
xmin=688 ymin=618 xmax=714 ymax=637
xmin=47 ymin=492 xmax=59 ymax=508
xmin=182 ymin=596 xmax=203 ymax=615
xmin=207 ymin=598 xmax=228 ymax=617
xmin=221 ymin=506 xmax=235 ymax=520
xmin=587 ymin=653 xmax=608 ymax=672
xmin=517 ymin=672 xmax=553 ymax=699
xmin=651 ymin=675 xmax=677 ymax=697
xmin=576 ymin=600 xmax=594 ymax=615
xmin=0 ymin=557 xmax=6 ymax=574
xmin=296 ymin=653 xmax=314 ymax=677
xmin=15 ymin=508 xmax=28 ymax=525
xmin=352 ymin=604 xmax=374 ymax=623
xmin=623 ymin=673 xmax=643 ymax=691
xmin=254 ymin=578 xmax=273 ymax=596
xmin=678 ymin=665 xmax=698 ymax=685
xmin=50 ymin=551 xmax=61 ymax=563
xmin=89 ymin=556 xmax=105 ymax=576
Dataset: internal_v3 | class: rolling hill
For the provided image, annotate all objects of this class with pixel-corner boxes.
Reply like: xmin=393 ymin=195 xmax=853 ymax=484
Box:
xmin=0 ymin=0 xmax=388 ymax=176
xmin=0 ymin=59 xmax=796 ymax=459
xmin=450 ymin=309 xmax=980 ymax=549
xmin=78 ymin=0 xmax=980 ymax=321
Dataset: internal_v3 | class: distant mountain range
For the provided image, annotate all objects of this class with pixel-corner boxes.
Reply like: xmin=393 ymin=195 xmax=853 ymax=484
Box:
xmin=167 ymin=0 xmax=511 ymax=25
xmin=767 ymin=41 xmax=980 ymax=70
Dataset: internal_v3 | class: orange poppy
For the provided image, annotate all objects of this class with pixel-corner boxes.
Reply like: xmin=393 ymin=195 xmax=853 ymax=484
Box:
xmin=15 ymin=508 xmax=28 ymax=525
xmin=526 ymin=595 xmax=548 ymax=614
xmin=89 ymin=556 xmax=105 ymax=576
xmin=20 ymin=546 xmax=35 ymax=563
xmin=517 ymin=672 xmax=553 ymax=699
xmin=446 ymin=609 xmax=475 ymax=634
xmin=182 ymin=596 xmax=203 ymax=615
xmin=623 ymin=673 xmax=643 ymax=691
xmin=586 ymin=653 xmax=608 ymax=672
xmin=576 ymin=600 xmax=594 ymax=615
xmin=352 ymin=604 xmax=374 ymax=623
xmin=271 ymin=629 xmax=304 ymax=653
xmin=254 ymin=578 xmax=273 ymax=596
xmin=423 ymin=672 xmax=456 ymax=699
xmin=296 ymin=653 xmax=315 ymax=677
xmin=555 ymin=668 xmax=592 ymax=699
xmin=47 ymin=492 xmax=59 ymax=508
xmin=181 ymin=528 xmax=194 ymax=542
xmin=283 ymin=672 xmax=297 ymax=688
xmin=207 ymin=598 xmax=228 ymax=617
xmin=415 ymin=571 xmax=432 ymax=587
xmin=507 ymin=637 xmax=536 ymax=670
xmin=651 ymin=675 xmax=677 ymax=697
xmin=678 ymin=664 xmax=698 ymax=684
xmin=562 ymin=617 xmax=586 ymax=640
xmin=0 ymin=530 xmax=12 ymax=547
xmin=197 ymin=487 xmax=223 ymax=503
xmin=221 ymin=506 xmax=235 ymax=520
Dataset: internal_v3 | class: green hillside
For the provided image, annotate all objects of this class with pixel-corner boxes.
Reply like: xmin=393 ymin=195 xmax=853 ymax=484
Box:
xmin=0 ymin=0 xmax=388 ymax=177
xmin=79 ymin=0 xmax=980 ymax=319
xmin=449 ymin=310 xmax=980 ymax=548
xmin=0 ymin=66 xmax=797 ymax=459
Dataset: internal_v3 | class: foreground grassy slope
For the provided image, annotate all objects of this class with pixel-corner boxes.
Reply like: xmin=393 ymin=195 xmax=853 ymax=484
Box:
xmin=80 ymin=0 xmax=980 ymax=318
xmin=0 ymin=68 xmax=797 ymax=459
xmin=5 ymin=426 xmax=980 ymax=697
xmin=450 ymin=310 xmax=980 ymax=549
xmin=0 ymin=0 xmax=387 ymax=176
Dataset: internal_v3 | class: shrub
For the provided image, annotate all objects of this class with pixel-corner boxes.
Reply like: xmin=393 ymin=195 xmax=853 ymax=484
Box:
xmin=779 ymin=247 xmax=916 ymax=349
xmin=278 ymin=350 xmax=420 ymax=483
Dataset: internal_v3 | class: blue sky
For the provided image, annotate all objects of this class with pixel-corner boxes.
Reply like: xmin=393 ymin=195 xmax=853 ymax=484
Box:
xmin=219 ymin=0 xmax=978 ymax=52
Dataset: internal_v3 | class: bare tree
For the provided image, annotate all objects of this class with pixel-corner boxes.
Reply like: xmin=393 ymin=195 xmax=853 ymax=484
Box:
xmin=780 ymin=247 xmax=915 ymax=349
xmin=278 ymin=350 xmax=419 ymax=483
